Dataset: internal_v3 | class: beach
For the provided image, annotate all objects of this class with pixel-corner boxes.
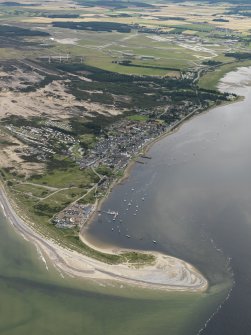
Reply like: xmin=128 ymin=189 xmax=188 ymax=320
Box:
xmin=0 ymin=184 xmax=207 ymax=291
xmin=0 ymin=85 xmax=238 ymax=292
xmin=1 ymin=68 xmax=241 ymax=293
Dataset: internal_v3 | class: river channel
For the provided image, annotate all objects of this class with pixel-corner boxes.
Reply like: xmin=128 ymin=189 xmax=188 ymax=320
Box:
xmin=1 ymin=67 xmax=251 ymax=334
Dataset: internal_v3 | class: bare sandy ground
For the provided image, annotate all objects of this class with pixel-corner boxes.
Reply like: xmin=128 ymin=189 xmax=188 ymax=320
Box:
xmin=0 ymin=63 xmax=123 ymax=120
xmin=0 ymin=80 xmax=121 ymax=119
xmin=0 ymin=186 xmax=207 ymax=291
xmin=0 ymin=128 xmax=45 ymax=176
xmin=0 ymin=62 xmax=123 ymax=175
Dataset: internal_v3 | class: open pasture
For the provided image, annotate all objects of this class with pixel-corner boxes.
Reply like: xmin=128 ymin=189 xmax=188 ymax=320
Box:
xmin=0 ymin=0 xmax=250 ymax=75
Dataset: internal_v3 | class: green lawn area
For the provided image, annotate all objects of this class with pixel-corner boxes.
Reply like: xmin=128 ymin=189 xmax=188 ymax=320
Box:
xmin=79 ymin=134 xmax=97 ymax=148
xmin=51 ymin=30 xmax=213 ymax=75
xmin=39 ymin=187 xmax=88 ymax=208
xmin=10 ymin=185 xmax=88 ymax=220
xmin=70 ymin=144 xmax=82 ymax=160
xmin=127 ymin=114 xmax=149 ymax=121
xmin=29 ymin=166 xmax=99 ymax=188
xmin=7 ymin=164 xmax=99 ymax=229
xmin=2 ymin=163 xmax=101 ymax=222
xmin=13 ymin=183 xmax=54 ymax=198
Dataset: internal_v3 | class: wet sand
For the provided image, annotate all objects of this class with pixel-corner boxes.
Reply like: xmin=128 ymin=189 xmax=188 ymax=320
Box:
xmin=0 ymin=185 xmax=208 ymax=291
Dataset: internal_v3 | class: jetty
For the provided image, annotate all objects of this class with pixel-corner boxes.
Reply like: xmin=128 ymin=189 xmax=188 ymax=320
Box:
xmin=103 ymin=210 xmax=119 ymax=220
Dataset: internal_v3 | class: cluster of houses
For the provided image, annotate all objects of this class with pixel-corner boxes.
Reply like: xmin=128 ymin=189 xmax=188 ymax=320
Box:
xmin=5 ymin=124 xmax=77 ymax=161
xmin=5 ymin=101 xmax=203 ymax=229
xmin=53 ymin=203 xmax=94 ymax=229
xmin=79 ymin=119 xmax=166 ymax=171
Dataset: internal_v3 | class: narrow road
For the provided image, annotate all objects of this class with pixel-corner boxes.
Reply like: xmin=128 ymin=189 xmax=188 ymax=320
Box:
xmin=21 ymin=182 xmax=58 ymax=191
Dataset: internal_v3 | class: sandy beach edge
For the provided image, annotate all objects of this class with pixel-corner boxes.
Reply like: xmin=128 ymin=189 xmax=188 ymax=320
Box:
xmin=1 ymin=82 xmax=242 ymax=292
xmin=0 ymin=181 xmax=208 ymax=292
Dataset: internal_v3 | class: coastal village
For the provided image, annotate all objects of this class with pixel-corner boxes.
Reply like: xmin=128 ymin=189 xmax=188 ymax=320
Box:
xmin=0 ymin=0 xmax=251 ymax=331
xmin=2 ymin=94 xmax=232 ymax=230
xmin=0 ymin=49 xmax=237 ymax=237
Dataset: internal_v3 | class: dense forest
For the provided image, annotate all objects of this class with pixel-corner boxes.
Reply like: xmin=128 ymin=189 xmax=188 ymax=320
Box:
xmin=53 ymin=21 xmax=132 ymax=33
xmin=0 ymin=25 xmax=49 ymax=37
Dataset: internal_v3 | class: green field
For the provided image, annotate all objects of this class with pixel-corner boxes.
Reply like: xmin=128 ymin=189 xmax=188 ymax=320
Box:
xmin=13 ymin=183 xmax=54 ymax=198
xmin=0 ymin=0 xmax=249 ymax=78
xmin=29 ymin=166 xmax=98 ymax=188
xmin=127 ymin=114 xmax=149 ymax=121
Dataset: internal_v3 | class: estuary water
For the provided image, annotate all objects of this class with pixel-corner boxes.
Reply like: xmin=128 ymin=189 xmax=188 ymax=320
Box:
xmin=85 ymin=67 xmax=251 ymax=334
xmin=1 ymin=67 xmax=251 ymax=335
xmin=0 ymin=209 xmax=224 ymax=335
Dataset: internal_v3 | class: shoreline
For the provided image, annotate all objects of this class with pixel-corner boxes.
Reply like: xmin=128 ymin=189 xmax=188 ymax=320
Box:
xmin=0 ymin=69 xmax=245 ymax=292
xmin=81 ymin=106 xmax=204 ymax=237
xmin=80 ymin=96 xmax=243 ymax=249
xmin=0 ymin=183 xmax=208 ymax=291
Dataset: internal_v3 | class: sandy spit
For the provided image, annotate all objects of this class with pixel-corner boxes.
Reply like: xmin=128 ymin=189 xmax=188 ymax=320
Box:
xmin=0 ymin=186 xmax=207 ymax=292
